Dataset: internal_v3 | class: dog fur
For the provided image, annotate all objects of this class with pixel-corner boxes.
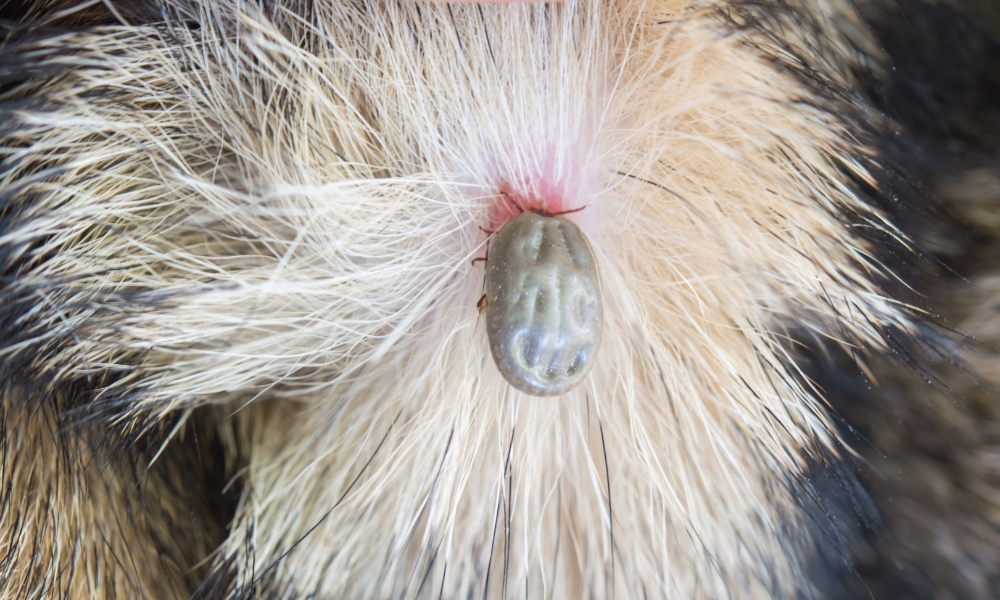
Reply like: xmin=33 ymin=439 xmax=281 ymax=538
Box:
xmin=1 ymin=0 xmax=998 ymax=598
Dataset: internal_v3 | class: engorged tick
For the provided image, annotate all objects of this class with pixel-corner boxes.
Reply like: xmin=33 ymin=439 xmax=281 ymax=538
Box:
xmin=481 ymin=204 xmax=603 ymax=397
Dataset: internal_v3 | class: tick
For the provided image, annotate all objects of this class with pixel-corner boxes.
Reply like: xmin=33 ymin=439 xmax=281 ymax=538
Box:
xmin=481 ymin=208 xmax=603 ymax=397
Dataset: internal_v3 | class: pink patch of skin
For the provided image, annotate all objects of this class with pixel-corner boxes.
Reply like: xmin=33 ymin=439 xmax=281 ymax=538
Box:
xmin=469 ymin=104 xmax=611 ymax=263
xmin=487 ymin=184 xmax=578 ymax=232
xmin=482 ymin=151 xmax=602 ymax=242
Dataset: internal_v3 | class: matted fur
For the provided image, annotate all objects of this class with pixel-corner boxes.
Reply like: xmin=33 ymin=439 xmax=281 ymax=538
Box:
xmin=0 ymin=0 xmax=986 ymax=598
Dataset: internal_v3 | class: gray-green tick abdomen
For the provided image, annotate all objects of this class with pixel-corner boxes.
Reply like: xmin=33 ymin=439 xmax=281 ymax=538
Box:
xmin=484 ymin=212 xmax=603 ymax=396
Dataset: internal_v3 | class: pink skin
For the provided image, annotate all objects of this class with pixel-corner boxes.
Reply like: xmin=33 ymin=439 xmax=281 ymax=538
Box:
xmin=485 ymin=161 xmax=597 ymax=234
xmin=486 ymin=185 xmax=583 ymax=229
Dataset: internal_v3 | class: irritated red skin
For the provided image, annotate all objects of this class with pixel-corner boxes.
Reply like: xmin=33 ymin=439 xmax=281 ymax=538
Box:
xmin=487 ymin=181 xmax=586 ymax=233
xmin=481 ymin=146 xmax=602 ymax=240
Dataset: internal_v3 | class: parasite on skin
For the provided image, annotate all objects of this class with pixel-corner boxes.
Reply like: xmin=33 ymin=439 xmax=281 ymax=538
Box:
xmin=483 ymin=211 xmax=603 ymax=396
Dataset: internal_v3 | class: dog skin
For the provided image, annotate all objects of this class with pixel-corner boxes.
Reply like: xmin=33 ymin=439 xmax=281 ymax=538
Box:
xmin=0 ymin=0 xmax=998 ymax=599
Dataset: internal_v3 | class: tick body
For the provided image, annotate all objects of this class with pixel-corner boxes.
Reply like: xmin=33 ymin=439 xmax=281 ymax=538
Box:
xmin=484 ymin=212 xmax=603 ymax=397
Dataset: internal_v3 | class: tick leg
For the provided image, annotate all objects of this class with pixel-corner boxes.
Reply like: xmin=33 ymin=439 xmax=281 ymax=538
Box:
xmin=499 ymin=191 xmax=525 ymax=214
xmin=551 ymin=204 xmax=588 ymax=216
xmin=477 ymin=294 xmax=487 ymax=311
xmin=471 ymin=256 xmax=487 ymax=266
